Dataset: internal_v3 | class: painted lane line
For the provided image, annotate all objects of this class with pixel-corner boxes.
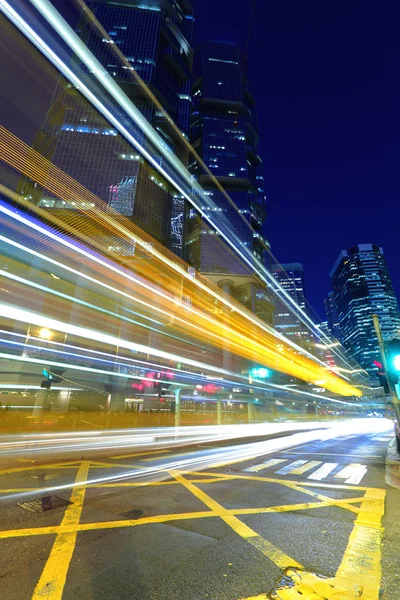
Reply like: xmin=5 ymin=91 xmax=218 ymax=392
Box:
xmin=344 ymin=466 xmax=368 ymax=485
xmin=307 ymin=462 xmax=338 ymax=481
xmin=335 ymin=464 xmax=360 ymax=479
xmin=283 ymin=452 xmax=382 ymax=457
xmin=289 ymin=461 xmax=322 ymax=475
xmin=275 ymin=460 xmax=307 ymax=475
xmin=245 ymin=459 xmax=286 ymax=473
xmin=335 ymin=463 xmax=368 ymax=485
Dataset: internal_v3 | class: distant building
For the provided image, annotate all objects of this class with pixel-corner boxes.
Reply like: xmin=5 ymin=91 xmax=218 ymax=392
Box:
xmin=315 ymin=321 xmax=336 ymax=369
xmin=324 ymin=291 xmax=342 ymax=341
xmin=184 ymin=41 xmax=273 ymax=323
xmin=20 ymin=0 xmax=194 ymax=254
xmin=272 ymin=263 xmax=315 ymax=383
xmin=330 ymin=244 xmax=400 ymax=373
xmin=187 ymin=41 xmax=268 ymax=275
xmin=272 ymin=263 xmax=311 ymax=343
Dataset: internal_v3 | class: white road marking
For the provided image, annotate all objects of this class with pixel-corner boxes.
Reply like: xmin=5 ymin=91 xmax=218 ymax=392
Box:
xmin=245 ymin=458 xmax=286 ymax=473
xmin=283 ymin=452 xmax=381 ymax=457
xmin=289 ymin=461 xmax=322 ymax=475
xmin=335 ymin=463 xmax=368 ymax=485
xmin=276 ymin=460 xmax=307 ymax=475
xmin=307 ymin=462 xmax=338 ymax=481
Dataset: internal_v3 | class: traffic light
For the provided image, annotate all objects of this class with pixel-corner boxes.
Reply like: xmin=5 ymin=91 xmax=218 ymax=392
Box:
xmin=387 ymin=338 xmax=400 ymax=381
xmin=41 ymin=368 xmax=63 ymax=389
xmin=249 ymin=367 xmax=270 ymax=380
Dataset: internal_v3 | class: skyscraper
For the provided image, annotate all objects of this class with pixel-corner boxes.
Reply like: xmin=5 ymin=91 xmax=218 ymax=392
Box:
xmin=330 ymin=243 xmax=400 ymax=373
xmin=324 ymin=291 xmax=342 ymax=341
xmin=272 ymin=263 xmax=316 ymax=384
xmin=21 ymin=0 xmax=194 ymax=254
xmin=272 ymin=263 xmax=312 ymax=349
xmin=186 ymin=41 xmax=268 ymax=274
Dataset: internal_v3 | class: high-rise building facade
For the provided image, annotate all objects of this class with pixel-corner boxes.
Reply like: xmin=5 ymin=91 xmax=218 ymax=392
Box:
xmin=186 ymin=41 xmax=268 ymax=275
xmin=324 ymin=291 xmax=342 ymax=341
xmin=330 ymin=244 xmax=400 ymax=373
xmin=272 ymin=263 xmax=315 ymax=383
xmin=272 ymin=263 xmax=310 ymax=340
xmin=21 ymin=0 xmax=194 ymax=254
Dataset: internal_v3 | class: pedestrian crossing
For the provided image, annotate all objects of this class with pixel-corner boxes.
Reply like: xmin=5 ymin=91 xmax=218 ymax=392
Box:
xmin=245 ymin=458 xmax=368 ymax=485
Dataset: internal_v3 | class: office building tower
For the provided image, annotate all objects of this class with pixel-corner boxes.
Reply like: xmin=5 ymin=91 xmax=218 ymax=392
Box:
xmin=315 ymin=321 xmax=336 ymax=370
xmin=324 ymin=291 xmax=342 ymax=341
xmin=21 ymin=0 xmax=194 ymax=254
xmin=330 ymin=244 xmax=400 ymax=373
xmin=187 ymin=41 xmax=268 ymax=274
xmin=184 ymin=41 xmax=273 ymax=323
xmin=272 ymin=263 xmax=311 ymax=341
xmin=272 ymin=263 xmax=315 ymax=384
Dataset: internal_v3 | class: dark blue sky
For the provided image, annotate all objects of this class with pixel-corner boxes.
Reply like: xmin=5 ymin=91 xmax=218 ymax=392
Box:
xmin=194 ymin=0 xmax=400 ymax=318
xmin=2 ymin=0 xmax=399 ymax=321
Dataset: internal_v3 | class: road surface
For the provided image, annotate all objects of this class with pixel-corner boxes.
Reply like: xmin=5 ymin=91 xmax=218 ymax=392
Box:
xmin=0 ymin=419 xmax=399 ymax=599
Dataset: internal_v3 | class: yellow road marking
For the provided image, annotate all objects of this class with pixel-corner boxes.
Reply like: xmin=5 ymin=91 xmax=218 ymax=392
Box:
xmin=288 ymin=460 xmax=321 ymax=475
xmin=0 ymin=461 xmax=82 ymax=476
xmin=0 ymin=511 xmax=216 ymax=540
xmin=140 ymin=452 xmax=186 ymax=462
xmin=32 ymin=461 xmax=90 ymax=600
xmin=86 ymin=459 xmax=145 ymax=470
xmin=189 ymin=470 xmax=376 ymax=491
xmin=286 ymin=482 xmax=361 ymax=515
xmin=0 ymin=496 xmax=367 ymax=541
xmin=336 ymin=487 xmax=385 ymax=597
xmin=171 ymin=471 xmax=302 ymax=569
xmin=0 ymin=488 xmax=38 ymax=493
xmin=234 ymin=497 xmax=366 ymax=516
xmin=113 ymin=449 xmax=171 ymax=459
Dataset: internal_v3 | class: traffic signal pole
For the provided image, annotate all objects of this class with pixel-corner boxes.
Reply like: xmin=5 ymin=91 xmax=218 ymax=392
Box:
xmin=372 ymin=314 xmax=400 ymax=427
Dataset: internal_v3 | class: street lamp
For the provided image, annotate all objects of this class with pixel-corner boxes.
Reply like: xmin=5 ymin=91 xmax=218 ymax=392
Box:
xmin=39 ymin=328 xmax=52 ymax=340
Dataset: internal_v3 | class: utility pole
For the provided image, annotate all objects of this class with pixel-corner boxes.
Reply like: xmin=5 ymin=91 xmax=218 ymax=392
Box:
xmin=372 ymin=314 xmax=400 ymax=427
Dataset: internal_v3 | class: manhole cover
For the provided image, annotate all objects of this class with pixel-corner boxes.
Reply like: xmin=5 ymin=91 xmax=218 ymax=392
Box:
xmin=17 ymin=496 xmax=72 ymax=513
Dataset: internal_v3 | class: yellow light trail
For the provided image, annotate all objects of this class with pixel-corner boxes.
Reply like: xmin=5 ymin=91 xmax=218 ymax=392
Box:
xmin=0 ymin=127 xmax=361 ymax=396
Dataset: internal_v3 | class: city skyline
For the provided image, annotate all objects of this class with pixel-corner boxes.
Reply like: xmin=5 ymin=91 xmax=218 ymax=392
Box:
xmin=1 ymin=0 xmax=399 ymax=320
xmin=330 ymin=243 xmax=400 ymax=373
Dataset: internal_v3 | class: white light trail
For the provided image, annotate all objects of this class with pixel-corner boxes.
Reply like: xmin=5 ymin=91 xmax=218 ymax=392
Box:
xmin=0 ymin=1 xmax=364 ymax=374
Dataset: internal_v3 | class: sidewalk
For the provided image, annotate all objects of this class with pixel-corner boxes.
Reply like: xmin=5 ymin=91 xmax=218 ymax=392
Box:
xmin=381 ymin=435 xmax=400 ymax=599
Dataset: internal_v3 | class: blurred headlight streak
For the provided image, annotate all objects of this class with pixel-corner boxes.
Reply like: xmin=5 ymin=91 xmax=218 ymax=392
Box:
xmin=0 ymin=1 xmax=370 ymax=376
xmin=0 ymin=419 xmax=392 ymax=503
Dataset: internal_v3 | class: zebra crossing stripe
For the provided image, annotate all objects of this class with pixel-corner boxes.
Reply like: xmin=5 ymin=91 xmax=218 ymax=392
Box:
xmin=307 ymin=462 xmax=338 ymax=481
xmin=245 ymin=458 xmax=286 ymax=473
xmin=275 ymin=460 xmax=307 ymax=475
xmin=289 ymin=461 xmax=322 ymax=475
xmin=335 ymin=463 xmax=367 ymax=485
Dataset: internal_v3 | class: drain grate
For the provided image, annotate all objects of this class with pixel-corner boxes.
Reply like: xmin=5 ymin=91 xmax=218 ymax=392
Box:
xmin=17 ymin=496 xmax=72 ymax=513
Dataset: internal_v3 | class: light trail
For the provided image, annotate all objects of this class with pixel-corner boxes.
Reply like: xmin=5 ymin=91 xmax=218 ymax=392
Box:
xmin=0 ymin=198 xmax=362 ymax=394
xmin=0 ymin=2 xmax=367 ymax=372
xmin=0 ymin=419 xmax=391 ymax=503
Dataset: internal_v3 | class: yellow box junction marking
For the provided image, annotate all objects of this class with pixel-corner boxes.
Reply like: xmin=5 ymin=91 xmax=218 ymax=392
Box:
xmin=32 ymin=461 xmax=90 ymax=600
xmin=0 ymin=460 xmax=387 ymax=600
xmin=171 ymin=471 xmax=302 ymax=570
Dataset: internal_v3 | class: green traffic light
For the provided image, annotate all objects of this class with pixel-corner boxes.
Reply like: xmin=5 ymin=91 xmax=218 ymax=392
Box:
xmin=393 ymin=354 xmax=400 ymax=372
xmin=250 ymin=367 xmax=270 ymax=379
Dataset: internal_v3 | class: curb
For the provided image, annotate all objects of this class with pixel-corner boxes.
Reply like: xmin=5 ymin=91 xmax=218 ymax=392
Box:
xmin=385 ymin=437 xmax=400 ymax=489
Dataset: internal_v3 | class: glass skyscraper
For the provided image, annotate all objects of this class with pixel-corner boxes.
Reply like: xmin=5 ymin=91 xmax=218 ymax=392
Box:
xmin=271 ymin=263 xmax=315 ymax=384
xmin=21 ymin=0 xmax=194 ymax=254
xmin=272 ymin=263 xmax=312 ymax=346
xmin=186 ymin=41 xmax=268 ymax=275
xmin=330 ymin=243 xmax=400 ymax=373
xmin=324 ymin=291 xmax=342 ymax=341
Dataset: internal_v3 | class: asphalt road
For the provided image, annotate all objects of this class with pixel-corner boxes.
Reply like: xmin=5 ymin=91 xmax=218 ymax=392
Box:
xmin=0 ymin=419 xmax=399 ymax=600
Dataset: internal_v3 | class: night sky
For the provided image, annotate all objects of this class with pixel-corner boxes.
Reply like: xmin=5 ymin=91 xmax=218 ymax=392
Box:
xmin=1 ymin=1 xmax=399 ymax=321
xmin=195 ymin=0 xmax=400 ymax=318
